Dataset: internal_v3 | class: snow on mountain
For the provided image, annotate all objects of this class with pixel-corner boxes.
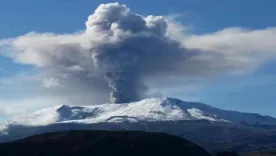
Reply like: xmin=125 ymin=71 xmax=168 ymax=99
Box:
xmin=4 ymin=97 xmax=276 ymax=128
xmin=1 ymin=97 xmax=276 ymax=152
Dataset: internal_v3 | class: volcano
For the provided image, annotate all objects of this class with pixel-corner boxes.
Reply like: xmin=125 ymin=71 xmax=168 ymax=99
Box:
xmin=1 ymin=98 xmax=276 ymax=152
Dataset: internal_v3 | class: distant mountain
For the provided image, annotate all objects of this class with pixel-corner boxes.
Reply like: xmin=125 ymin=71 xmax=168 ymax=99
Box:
xmin=1 ymin=98 xmax=276 ymax=152
xmin=0 ymin=130 xmax=211 ymax=156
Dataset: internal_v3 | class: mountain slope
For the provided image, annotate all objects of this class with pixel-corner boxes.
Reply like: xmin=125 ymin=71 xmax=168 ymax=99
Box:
xmin=244 ymin=149 xmax=276 ymax=156
xmin=1 ymin=97 xmax=276 ymax=152
xmin=0 ymin=130 xmax=211 ymax=156
xmin=4 ymin=98 xmax=276 ymax=128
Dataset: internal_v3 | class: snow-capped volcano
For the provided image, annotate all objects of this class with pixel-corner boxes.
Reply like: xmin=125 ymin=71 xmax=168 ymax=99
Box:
xmin=2 ymin=98 xmax=276 ymax=152
xmin=7 ymin=98 xmax=276 ymax=127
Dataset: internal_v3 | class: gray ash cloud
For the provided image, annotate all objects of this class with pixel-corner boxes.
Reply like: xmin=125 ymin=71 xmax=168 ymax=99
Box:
xmin=87 ymin=3 xmax=192 ymax=103
xmin=1 ymin=3 xmax=267 ymax=104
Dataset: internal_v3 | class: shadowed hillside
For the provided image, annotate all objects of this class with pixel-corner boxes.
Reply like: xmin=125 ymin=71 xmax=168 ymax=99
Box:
xmin=244 ymin=149 xmax=276 ymax=156
xmin=0 ymin=130 xmax=211 ymax=156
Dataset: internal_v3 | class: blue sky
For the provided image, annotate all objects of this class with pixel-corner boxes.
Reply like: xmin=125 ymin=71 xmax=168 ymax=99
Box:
xmin=0 ymin=0 xmax=276 ymax=120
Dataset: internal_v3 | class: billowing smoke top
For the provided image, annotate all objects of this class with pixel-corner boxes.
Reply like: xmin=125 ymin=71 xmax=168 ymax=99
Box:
xmin=85 ymin=3 xmax=189 ymax=103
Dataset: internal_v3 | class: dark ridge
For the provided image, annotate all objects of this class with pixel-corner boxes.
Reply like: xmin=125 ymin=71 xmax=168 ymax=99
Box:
xmin=0 ymin=130 xmax=211 ymax=156
xmin=244 ymin=148 xmax=276 ymax=156
xmin=215 ymin=151 xmax=240 ymax=156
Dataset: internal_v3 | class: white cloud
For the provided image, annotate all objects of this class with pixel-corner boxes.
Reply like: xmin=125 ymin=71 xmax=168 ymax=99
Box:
xmin=0 ymin=96 xmax=60 ymax=117
xmin=67 ymin=65 xmax=85 ymax=72
xmin=42 ymin=77 xmax=60 ymax=88
xmin=183 ymin=27 xmax=276 ymax=71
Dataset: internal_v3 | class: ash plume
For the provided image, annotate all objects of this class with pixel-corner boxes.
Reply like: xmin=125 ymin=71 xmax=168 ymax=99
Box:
xmin=1 ymin=3 xmax=270 ymax=105
xmin=87 ymin=3 xmax=190 ymax=103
